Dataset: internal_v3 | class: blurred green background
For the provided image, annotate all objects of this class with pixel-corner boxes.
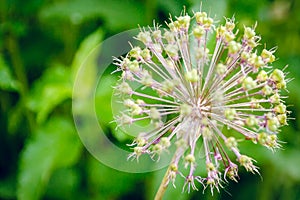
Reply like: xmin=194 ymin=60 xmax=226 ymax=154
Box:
xmin=0 ymin=0 xmax=300 ymax=199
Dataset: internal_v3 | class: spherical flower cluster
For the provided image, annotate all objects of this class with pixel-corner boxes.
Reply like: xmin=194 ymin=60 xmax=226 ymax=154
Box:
xmin=113 ymin=10 xmax=289 ymax=193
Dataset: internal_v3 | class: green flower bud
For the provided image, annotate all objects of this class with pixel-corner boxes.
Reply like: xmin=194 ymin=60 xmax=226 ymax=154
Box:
xmin=226 ymin=164 xmax=238 ymax=182
xmin=276 ymin=80 xmax=286 ymax=89
xmin=128 ymin=60 xmax=140 ymax=72
xmin=216 ymin=26 xmax=226 ymax=38
xmin=165 ymin=58 xmax=175 ymax=69
xmin=225 ymin=137 xmax=238 ymax=149
xmin=133 ymin=146 xmax=143 ymax=156
xmin=121 ymin=58 xmax=131 ymax=70
xmin=203 ymin=17 xmax=214 ymax=29
xmin=247 ymin=38 xmax=259 ymax=48
xmin=245 ymin=115 xmax=258 ymax=127
xmin=225 ymin=20 xmax=235 ymax=31
xmin=162 ymin=79 xmax=175 ymax=93
xmin=141 ymin=70 xmax=153 ymax=87
xmin=224 ymin=31 xmax=235 ymax=43
xmin=185 ymin=68 xmax=199 ymax=83
xmin=137 ymin=31 xmax=152 ymax=44
xmin=177 ymin=15 xmax=191 ymax=30
xmin=118 ymin=82 xmax=132 ymax=95
xmin=257 ymin=132 xmax=268 ymax=145
xmin=152 ymin=144 xmax=162 ymax=154
xmin=241 ymin=51 xmax=250 ymax=60
xmin=261 ymin=49 xmax=275 ymax=63
xmin=207 ymin=177 xmax=215 ymax=185
xmin=164 ymin=31 xmax=175 ymax=44
xmin=250 ymin=98 xmax=262 ymax=109
xmin=202 ymin=126 xmax=213 ymax=140
xmin=270 ymin=93 xmax=280 ymax=104
xmin=267 ymin=116 xmax=280 ymax=132
xmin=274 ymin=103 xmax=286 ymax=114
xmin=258 ymin=132 xmax=279 ymax=149
xmin=175 ymin=139 xmax=187 ymax=148
xmin=168 ymin=21 xmax=179 ymax=32
xmin=165 ymin=44 xmax=179 ymax=58
xmin=185 ymin=154 xmax=195 ymax=163
xmin=149 ymin=108 xmax=161 ymax=120
xmin=136 ymin=136 xmax=147 ymax=146
xmin=244 ymin=27 xmax=256 ymax=39
xmin=124 ymin=99 xmax=135 ymax=107
xmin=225 ymin=108 xmax=237 ymax=121
xmin=206 ymin=162 xmax=215 ymax=171
xmin=252 ymin=55 xmax=264 ymax=69
xmin=238 ymin=155 xmax=258 ymax=173
xmin=195 ymin=47 xmax=209 ymax=60
xmin=193 ymin=26 xmax=205 ymax=39
xmin=119 ymin=114 xmax=132 ymax=125
xmin=262 ymin=85 xmax=273 ymax=96
xmin=129 ymin=46 xmax=141 ymax=58
xmin=141 ymin=48 xmax=151 ymax=60
xmin=194 ymin=12 xmax=207 ymax=24
xmin=154 ymin=121 xmax=163 ymax=129
xmin=136 ymin=99 xmax=145 ymax=105
xmin=216 ymin=63 xmax=227 ymax=75
xmin=266 ymin=134 xmax=279 ymax=149
xmin=180 ymin=103 xmax=192 ymax=117
xmin=122 ymin=71 xmax=134 ymax=80
xmin=270 ymin=69 xmax=285 ymax=83
xmin=170 ymin=163 xmax=178 ymax=172
xmin=131 ymin=104 xmax=143 ymax=115
xmin=152 ymin=30 xmax=161 ymax=41
xmin=160 ymin=137 xmax=171 ymax=148
xmin=228 ymin=41 xmax=242 ymax=54
xmin=277 ymin=114 xmax=287 ymax=125
xmin=257 ymin=70 xmax=268 ymax=82
xmin=242 ymin=76 xmax=257 ymax=90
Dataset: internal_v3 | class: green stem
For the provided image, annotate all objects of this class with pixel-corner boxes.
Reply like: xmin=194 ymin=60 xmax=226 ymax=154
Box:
xmin=154 ymin=165 xmax=171 ymax=200
xmin=7 ymin=36 xmax=28 ymax=92
xmin=7 ymin=35 xmax=35 ymax=131
xmin=154 ymin=152 xmax=179 ymax=200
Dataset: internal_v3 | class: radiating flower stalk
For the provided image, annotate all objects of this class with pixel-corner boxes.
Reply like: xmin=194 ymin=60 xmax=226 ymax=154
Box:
xmin=113 ymin=8 xmax=290 ymax=198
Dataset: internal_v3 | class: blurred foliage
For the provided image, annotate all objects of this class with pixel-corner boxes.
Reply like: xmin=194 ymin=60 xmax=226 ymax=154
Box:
xmin=0 ymin=0 xmax=299 ymax=199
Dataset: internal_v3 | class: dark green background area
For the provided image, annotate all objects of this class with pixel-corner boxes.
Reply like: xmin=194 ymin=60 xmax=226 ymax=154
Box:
xmin=0 ymin=0 xmax=299 ymax=199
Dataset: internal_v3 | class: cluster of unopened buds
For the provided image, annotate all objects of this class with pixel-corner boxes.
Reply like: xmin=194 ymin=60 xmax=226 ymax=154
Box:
xmin=113 ymin=10 xmax=290 ymax=193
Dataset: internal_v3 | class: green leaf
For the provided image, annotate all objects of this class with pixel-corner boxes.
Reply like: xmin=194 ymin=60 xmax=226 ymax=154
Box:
xmin=27 ymin=27 xmax=104 ymax=124
xmin=17 ymin=117 xmax=82 ymax=200
xmin=87 ymin=156 xmax=143 ymax=199
xmin=0 ymin=54 xmax=20 ymax=91
xmin=95 ymin=76 xmax=115 ymax=123
xmin=189 ymin=0 xmax=228 ymax=19
xmin=26 ymin=64 xmax=72 ymax=124
xmin=0 ymin=176 xmax=16 ymax=199
xmin=158 ymin=0 xmax=187 ymax=15
xmin=44 ymin=168 xmax=80 ymax=199
xmin=71 ymin=27 xmax=103 ymax=86
xmin=39 ymin=0 xmax=145 ymax=29
xmin=7 ymin=101 xmax=24 ymax=134
xmin=93 ymin=0 xmax=145 ymax=30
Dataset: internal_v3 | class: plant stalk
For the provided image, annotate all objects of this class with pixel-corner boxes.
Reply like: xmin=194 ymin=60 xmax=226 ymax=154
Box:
xmin=154 ymin=164 xmax=171 ymax=200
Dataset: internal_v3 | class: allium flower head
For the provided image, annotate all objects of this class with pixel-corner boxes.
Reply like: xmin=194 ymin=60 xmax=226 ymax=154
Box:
xmin=113 ymin=9 xmax=289 ymax=194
